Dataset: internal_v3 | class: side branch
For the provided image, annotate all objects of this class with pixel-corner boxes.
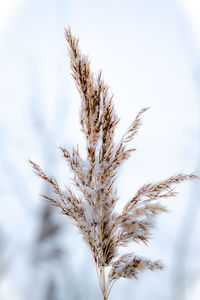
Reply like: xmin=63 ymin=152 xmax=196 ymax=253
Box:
xmin=122 ymin=172 xmax=198 ymax=215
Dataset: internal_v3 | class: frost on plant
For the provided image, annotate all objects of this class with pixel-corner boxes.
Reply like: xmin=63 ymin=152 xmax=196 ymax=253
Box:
xmin=29 ymin=28 xmax=197 ymax=300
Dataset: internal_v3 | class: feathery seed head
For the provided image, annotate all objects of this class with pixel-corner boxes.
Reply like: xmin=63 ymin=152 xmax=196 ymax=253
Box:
xmin=29 ymin=28 xmax=198 ymax=299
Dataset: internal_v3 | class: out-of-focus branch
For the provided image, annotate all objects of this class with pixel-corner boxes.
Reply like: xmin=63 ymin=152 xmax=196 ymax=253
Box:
xmin=0 ymin=230 xmax=8 ymax=278
xmin=171 ymin=189 xmax=200 ymax=300
xmin=0 ymin=131 xmax=35 ymax=216
xmin=171 ymin=63 xmax=200 ymax=300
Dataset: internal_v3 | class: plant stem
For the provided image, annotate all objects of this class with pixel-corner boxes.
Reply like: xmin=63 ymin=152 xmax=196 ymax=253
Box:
xmin=100 ymin=266 xmax=107 ymax=300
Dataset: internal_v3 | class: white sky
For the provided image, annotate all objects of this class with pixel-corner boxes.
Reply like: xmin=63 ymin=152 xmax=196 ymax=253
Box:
xmin=180 ymin=0 xmax=200 ymax=47
xmin=0 ymin=0 xmax=22 ymax=36
xmin=0 ymin=0 xmax=200 ymax=299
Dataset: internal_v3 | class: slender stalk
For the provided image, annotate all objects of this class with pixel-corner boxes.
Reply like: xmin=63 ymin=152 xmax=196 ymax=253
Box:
xmin=107 ymin=279 xmax=116 ymax=299
xmin=100 ymin=266 xmax=107 ymax=300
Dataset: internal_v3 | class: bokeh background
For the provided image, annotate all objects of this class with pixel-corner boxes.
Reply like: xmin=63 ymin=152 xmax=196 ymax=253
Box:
xmin=0 ymin=0 xmax=199 ymax=299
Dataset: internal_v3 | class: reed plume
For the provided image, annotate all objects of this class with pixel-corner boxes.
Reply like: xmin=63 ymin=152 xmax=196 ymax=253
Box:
xmin=29 ymin=28 xmax=198 ymax=300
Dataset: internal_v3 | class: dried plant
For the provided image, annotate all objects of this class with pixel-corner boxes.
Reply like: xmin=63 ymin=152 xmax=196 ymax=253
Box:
xmin=29 ymin=28 xmax=198 ymax=300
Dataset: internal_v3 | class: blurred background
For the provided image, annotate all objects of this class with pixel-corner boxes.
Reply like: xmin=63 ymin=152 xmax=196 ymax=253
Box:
xmin=0 ymin=0 xmax=199 ymax=299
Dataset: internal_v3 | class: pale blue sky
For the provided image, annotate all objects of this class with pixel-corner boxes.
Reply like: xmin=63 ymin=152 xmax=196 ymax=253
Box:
xmin=0 ymin=1 xmax=199 ymax=299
